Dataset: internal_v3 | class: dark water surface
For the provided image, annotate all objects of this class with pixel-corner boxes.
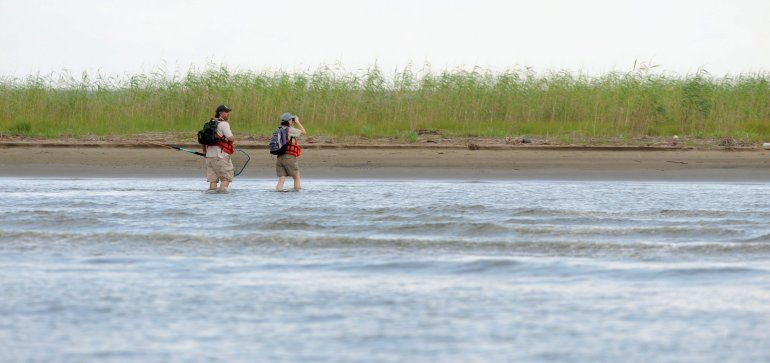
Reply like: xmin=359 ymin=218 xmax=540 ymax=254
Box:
xmin=1 ymin=178 xmax=769 ymax=362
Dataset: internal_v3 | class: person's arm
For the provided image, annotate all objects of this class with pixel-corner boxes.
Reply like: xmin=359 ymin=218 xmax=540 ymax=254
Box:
xmin=293 ymin=117 xmax=306 ymax=135
xmin=221 ymin=122 xmax=234 ymax=142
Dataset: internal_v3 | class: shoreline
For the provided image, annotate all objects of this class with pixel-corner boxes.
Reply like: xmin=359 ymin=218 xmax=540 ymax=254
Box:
xmin=0 ymin=133 xmax=766 ymax=151
xmin=0 ymin=144 xmax=768 ymax=181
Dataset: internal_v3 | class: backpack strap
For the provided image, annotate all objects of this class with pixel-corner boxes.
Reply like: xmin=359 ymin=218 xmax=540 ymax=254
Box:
xmin=281 ymin=126 xmax=289 ymax=145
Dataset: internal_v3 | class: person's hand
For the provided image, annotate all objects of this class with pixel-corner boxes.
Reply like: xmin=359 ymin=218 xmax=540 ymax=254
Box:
xmin=293 ymin=116 xmax=300 ymax=124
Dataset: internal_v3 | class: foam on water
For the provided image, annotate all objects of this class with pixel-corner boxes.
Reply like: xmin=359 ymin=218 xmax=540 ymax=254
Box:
xmin=1 ymin=177 xmax=769 ymax=362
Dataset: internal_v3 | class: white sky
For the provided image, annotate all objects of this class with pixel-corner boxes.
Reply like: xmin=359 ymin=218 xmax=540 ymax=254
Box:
xmin=1 ymin=0 xmax=768 ymax=77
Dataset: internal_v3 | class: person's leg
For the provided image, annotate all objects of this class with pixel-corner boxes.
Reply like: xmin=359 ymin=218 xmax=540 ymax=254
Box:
xmin=205 ymin=158 xmax=218 ymax=190
xmin=287 ymin=156 xmax=300 ymax=191
xmin=276 ymin=157 xmax=289 ymax=191
xmin=219 ymin=180 xmax=231 ymax=191
xmin=292 ymin=171 xmax=301 ymax=191
xmin=206 ymin=157 xmax=232 ymax=193
xmin=216 ymin=157 xmax=234 ymax=192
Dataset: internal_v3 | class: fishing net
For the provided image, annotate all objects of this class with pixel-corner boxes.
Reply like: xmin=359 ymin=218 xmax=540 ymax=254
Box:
xmin=231 ymin=148 xmax=251 ymax=177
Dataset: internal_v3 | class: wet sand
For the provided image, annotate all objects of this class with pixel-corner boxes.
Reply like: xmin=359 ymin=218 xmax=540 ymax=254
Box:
xmin=1 ymin=145 xmax=768 ymax=181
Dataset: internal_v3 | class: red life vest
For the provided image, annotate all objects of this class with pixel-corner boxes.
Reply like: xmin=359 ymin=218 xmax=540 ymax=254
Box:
xmin=286 ymin=138 xmax=302 ymax=157
xmin=217 ymin=139 xmax=234 ymax=155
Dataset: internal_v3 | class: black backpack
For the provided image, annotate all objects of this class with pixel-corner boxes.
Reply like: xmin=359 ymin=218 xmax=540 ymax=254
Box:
xmin=197 ymin=119 xmax=219 ymax=146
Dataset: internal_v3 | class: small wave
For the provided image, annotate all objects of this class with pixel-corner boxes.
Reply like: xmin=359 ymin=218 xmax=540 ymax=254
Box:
xmin=230 ymin=220 xmax=320 ymax=231
xmin=739 ymin=233 xmax=770 ymax=243
xmin=512 ymin=225 xmax=741 ymax=239
xmin=658 ymin=209 xmax=731 ymax=217
xmin=508 ymin=208 xmax=769 ymax=220
xmin=371 ymin=215 xmax=415 ymax=222
xmin=657 ymin=266 xmax=762 ymax=277
xmin=338 ymin=260 xmax=438 ymax=272
xmin=241 ymin=257 xmax=770 ymax=279
xmin=450 ymin=258 xmax=521 ymax=273
xmin=364 ymin=204 xmax=491 ymax=215
xmin=540 ymin=263 xmax=770 ymax=282
xmin=333 ymin=257 xmax=524 ymax=274
xmin=3 ymin=231 xmax=770 ymax=258
xmin=387 ymin=221 xmax=510 ymax=235
xmin=2 ymin=215 xmax=114 ymax=229
xmin=79 ymin=257 xmax=146 ymax=265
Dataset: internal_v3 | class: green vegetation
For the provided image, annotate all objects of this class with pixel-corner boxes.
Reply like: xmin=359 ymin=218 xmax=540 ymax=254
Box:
xmin=401 ymin=130 xmax=418 ymax=143
xmin=0 ymin=66 xmax=768 ymax=141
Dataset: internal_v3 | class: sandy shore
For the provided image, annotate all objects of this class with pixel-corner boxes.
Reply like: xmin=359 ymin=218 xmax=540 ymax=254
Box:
xmin=0 ymin=144 xmax=768 ymax=181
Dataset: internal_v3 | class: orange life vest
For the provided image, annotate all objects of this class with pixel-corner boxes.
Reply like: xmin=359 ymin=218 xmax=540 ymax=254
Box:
xmin=286 ymin=138 xmax=302 ymax=157
xmin=217 ymin=139 xmax=234 ymax=155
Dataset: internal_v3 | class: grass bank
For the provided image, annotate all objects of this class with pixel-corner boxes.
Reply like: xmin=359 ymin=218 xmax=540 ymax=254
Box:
xmin=1 ymin=66 xmax=768 ymax=142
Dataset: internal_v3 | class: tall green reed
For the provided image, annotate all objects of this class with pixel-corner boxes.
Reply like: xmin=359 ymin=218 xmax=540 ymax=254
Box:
xmin=0 ymin=65 xmax=767 ymax=140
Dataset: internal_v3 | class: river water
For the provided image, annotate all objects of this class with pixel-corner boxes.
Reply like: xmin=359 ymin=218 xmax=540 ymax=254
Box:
xmin=1 ymin=178 xmax=769 ymax=362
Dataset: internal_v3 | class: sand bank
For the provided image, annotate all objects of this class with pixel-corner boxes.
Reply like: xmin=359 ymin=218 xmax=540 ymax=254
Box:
xmin=0 ymin=143 xmax=768 ymax=181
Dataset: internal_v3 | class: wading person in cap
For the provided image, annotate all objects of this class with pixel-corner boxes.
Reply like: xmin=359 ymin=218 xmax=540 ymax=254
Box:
xmin=204 ymin=104 xmax=235 ymax=193
xmin=275 ymin=112 xmax=306 ymax=191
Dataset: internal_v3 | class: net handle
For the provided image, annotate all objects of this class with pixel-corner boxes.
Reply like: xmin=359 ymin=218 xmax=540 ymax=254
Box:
xmin=233 ymin=148 xmax=251 ymax=177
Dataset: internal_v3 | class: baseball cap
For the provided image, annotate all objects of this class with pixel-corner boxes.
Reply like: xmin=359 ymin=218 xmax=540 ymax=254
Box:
xmin=280 ymin=112 xmax=295 ymax=122
xmin=216 ymin=104 xmax=232 ymax=113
